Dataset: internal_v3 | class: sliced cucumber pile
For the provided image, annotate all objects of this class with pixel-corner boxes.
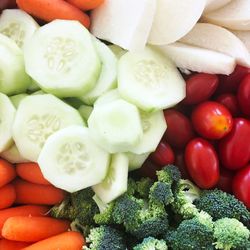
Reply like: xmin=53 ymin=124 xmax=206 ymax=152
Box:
xmin=126 ymin=152 xmax=150 ymax=171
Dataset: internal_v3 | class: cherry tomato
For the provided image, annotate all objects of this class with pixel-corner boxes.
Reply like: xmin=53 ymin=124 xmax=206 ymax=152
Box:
xmin=215 ymin=93 xmax=240 ymax=117
xmin=185 ymin=138 xmax=220 ymax=189
xmin=182 ymin=73 xmax=218 ymax=105
xmin=216 ymin=168 xmax=234 ymax=193
xmin=237 ymin=74 xmax=250 ymax=117
xmin=232 ymin=165 xmax=250 ymax=209
xmin=164 ymin=109 xmax=195 ymax=149
xmin=191 ymin=101 xmax=233 ymax=140
xmin=216 ymin=65 xmax=250 ymax=94
xmin=150 ymin=141 xmax=175 ymax=166
xmin=174 ymin=150 xmax=191 ymax=179
xmin=219 ymin=118 xmax=250 ymax=170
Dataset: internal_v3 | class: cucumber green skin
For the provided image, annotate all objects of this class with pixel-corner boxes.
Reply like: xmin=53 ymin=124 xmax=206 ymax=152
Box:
xmin=0 ymin=34 xmax=31 ymax=95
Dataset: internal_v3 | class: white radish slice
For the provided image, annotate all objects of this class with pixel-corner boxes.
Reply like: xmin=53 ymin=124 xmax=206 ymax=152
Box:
xmin=158 ymin=42 xmax=236 ymax=75
xmin=231 ymin=30 xmax=250 ymax=53
xmin=180 ymin=23 xmax=250 ymax=67
xmin=204 ymin=0 xmax=232 ymax=13
xmin=148 ymin=0 xmax=206 ymax=45
xmin=90 ymin=0 xmax=156 ymax=51
xmin=203 ymin=0 xmax=250 ymax=30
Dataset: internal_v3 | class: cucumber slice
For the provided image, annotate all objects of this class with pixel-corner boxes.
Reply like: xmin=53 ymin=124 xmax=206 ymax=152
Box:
xmin=0 ymin=93 xmax=16 ymax=152
xmin=1 ymin=144 xmax=29 ymax=164
xmin=78 ymin=105 xmax=93 ymax=121
xmin=31 ymin=90 xmax=45 ymax=95
xmin=10 ymin=93 xmax=28 ymax=108
xmin=63 ymin=97 xmax=84 ymax=109
xmin=88 ymin=99 xmax=143 ymax=153
xmin=0 ymin=9 xmax=39 ymax=48
xmin=130 ymin=110 xmax=167 ymax=154
xmin=126 ymin=152 xmax=150 ymax=171
xmin=79 ymin=38 xmax=117 ymax=105
xmin=118 ymin=46 xmax=186 ymax=112
xmin=23 ymin=20 xmax=101 ymax=98
xmin=93 ymin=153 xmax=128 ymax=203
xmin=94 ymin=89 xmax=121 ymax=107
xmin=13 ymin=94 xmax=85 ymax=162
xmin=108 ymin=44 xmax=126 ymax=59
xmin=38 ymin=126 xmax=110 ymax=193
xmin=0 ymin=33 xmax=31 ymax=95
xmin=27 ymin=80 xmax=40 ymax=93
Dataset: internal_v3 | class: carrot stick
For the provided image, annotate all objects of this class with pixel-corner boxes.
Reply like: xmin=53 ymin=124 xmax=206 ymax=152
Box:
xmin=0 ymin=239 xmax=30 ymax=250
xmin=0 ymin=184 xmax=16 ymax=209
xmin=16 ymin=0 xmax=90 ymax=28
xmin=2 ymin=216 xmax=70 ymax=242
xmin=14 ymin=179 xmax=66 ymax=205
xmin=22 ymin=231 xmax=85 ymax=250
xmin=16 ymin=163 xmax=50 ymax=185
xmin=0 ymin=205 xmax=50 ymax=236
xmin=0 ymin=158 xmax=16 ymax=188
xmin=66 ymin=0 xmax=104 ymax=11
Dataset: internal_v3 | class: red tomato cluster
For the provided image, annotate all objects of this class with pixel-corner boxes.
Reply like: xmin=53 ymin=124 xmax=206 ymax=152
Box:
xmin=139 ymin=66 xmax=250 ymax=209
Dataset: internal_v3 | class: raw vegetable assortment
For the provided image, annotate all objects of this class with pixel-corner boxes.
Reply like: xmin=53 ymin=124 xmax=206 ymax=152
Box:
xmin=0 ymin=0 xmax=249 ymax=249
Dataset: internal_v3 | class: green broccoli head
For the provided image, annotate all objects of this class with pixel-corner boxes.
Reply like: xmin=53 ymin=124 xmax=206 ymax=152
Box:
xmin=84 ymin=225 xmax=126 ymax=250
xmin=133 ymin=236 xmax=168 ymax=250
xmin=166 ymin=217 xmax=214 ymax=250
xmin=156 ymin=165 xmax=181 ymax=186
xmin=194 ymin=189 xmax=250 ymax=228
xmin=135 ymin=177 xmax=153 ymax=199
xmin=213 ymin=218 xmax=250 ymax=250
xmin=172 ymin=179 xmax=201 ymax=219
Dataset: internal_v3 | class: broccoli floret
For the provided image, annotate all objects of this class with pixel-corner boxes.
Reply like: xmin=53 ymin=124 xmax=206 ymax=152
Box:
xmin=84 ymin=225 xmax=126 ymax=250
xmin=172 ymin=179 xmax=201 ymax=219
xmin=166 ymin=217 xmax=214 ymax=250
xmin=194 ymin=189 xmax=250 ymax=228
xmin=213 ymin=218 xmax=250 ymax=250
xmin=135 ymin=177 xmax=153 ymax=199
xmin=156 ymin=165 xmax=181 ymax=186
xmin=133 ymin=237 xmax=168 ymax=250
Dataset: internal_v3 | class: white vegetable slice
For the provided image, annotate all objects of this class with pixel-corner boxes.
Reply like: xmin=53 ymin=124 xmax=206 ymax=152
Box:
xmin=231 ymin=30 xmax=250 ymax=53
xmin=0 ymin=9 xmax=39 ymax=48
xmin=108 ymin=45 xmax=126 ymax=59
xmin=118 ymin=46 xmax=186 ymax=112
xmin=10 ymin=93 xmax=28 ymax=108
xmin=93 ymin=153 xmax=128 ymax=203
xmin=204 ymin=0 xmax=232 ymax=13
xmin=148 ymin=0 xmax=206 ymax=45
xmin=1 ymin=144 xmax=29 ymax=164
xmin=38 ymin=126 xmax=110 ymax=193
xmin=91 ymin=0 xmax=156 ymax=51
xmin=126 ymin=152 xmax=150 ymax=171
xmin=180 ymin=23 xmax=250 ymax=67
xmin=94 ymin=89 xmax=121 ymax=107
xmin=158 ymin=42 xmax=236 ymax=75
xmin=78 ymin=105 xmax=93 ymax=121
xmin=203 ymin=0 xmax=250 ymax=30
xmin=88 ymin=99 xmax=143 ymax=154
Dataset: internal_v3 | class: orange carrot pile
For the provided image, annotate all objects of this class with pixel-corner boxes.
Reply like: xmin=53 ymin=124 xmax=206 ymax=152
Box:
xmin=0 ymin=159 xmax=16 ymax=187
xmin=0 ymin=184 xmax=16 ymax=209
xmin=16 ymin=0 xmax=90 ymax=28
xmin=66 ymin=0 xmax=104 ymax=11
xmin=0 ymin=239 xmax=30 ymax=250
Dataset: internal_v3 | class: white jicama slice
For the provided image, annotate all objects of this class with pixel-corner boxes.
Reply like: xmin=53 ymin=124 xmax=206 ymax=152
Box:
xmin=203 ymin=0 xmax=250 ymax=30
xmin=231 ymin=30 xmax=250 ymax=53
xmin=93 ymin=153 xmax=129 ymax=203
xmin=180 ymin=23 xmax=250 ymax=67
xmin=158 ymin=42 xmax=236 ymax=75
xmin=38 ymin=126 xmax=110 ymax=193
xmin=148 ymin=0 xmax=206 ymax=45
xmin=90 ymin=0 xmax=156 ymax=51
xmin=1 ymin=144 xmax=29 ymax=164
xmin=204 ymin=0 xmax=232 ymax=13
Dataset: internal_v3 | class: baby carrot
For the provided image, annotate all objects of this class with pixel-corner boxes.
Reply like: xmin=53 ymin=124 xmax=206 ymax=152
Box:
xmin=16 ymin=0 xmax=90 ymax=28
xmin=0 ymin=158 xmax=16 ymax=188
xmin=0 ymin=205 xmax=50 ymax=236
xmin=0 ymin=239 xmax=30 ymax=250
xmin=2 ymin=216 xmax=71 ymax=242
xmin=22 ymin=231 xmax=85 ymax=250
xmin=66 ymin=0 xmax=104 ymax=11
xmin=14 ymin=179 xmax=66 ymax=205
xmin=16 ymin=163 xmax=50 ymax=185
xmin=0 ymin=184 xmax=16 ymax=209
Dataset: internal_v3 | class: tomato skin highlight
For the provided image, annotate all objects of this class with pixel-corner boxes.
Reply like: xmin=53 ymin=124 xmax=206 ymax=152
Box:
xmin=185 ymin=138 xmax=220 ymax=189
xmin=237 ymin=74 xmax=250 ymax=117
xmin=219 ymin=118 xmax=250 ymax=170
xmin=164 ymin=109 xmax=195 ymax=149
xmin=182 ymin=73 xmax=218 ymax=105
xmin=232 ymin=165 xmax=250 ymax=209
xmin=191 ymin=101 xmax=233 ymax=140
xmin=216 ymin=168 xmax=234 ymax=194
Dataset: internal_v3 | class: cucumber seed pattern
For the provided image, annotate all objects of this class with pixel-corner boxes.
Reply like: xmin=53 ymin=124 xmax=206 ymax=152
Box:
xmin=44 ymin=37 xmax=76 ymax=73
xmin=57 ymin=142 xmax=92 ymax=174
xmin=0 ymin=23 xmax=25 ymax=47
xmin=26 ymin=114 xmax=61 ymax=148
xmin=134 ymin=60 xmax=167 ymax=87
